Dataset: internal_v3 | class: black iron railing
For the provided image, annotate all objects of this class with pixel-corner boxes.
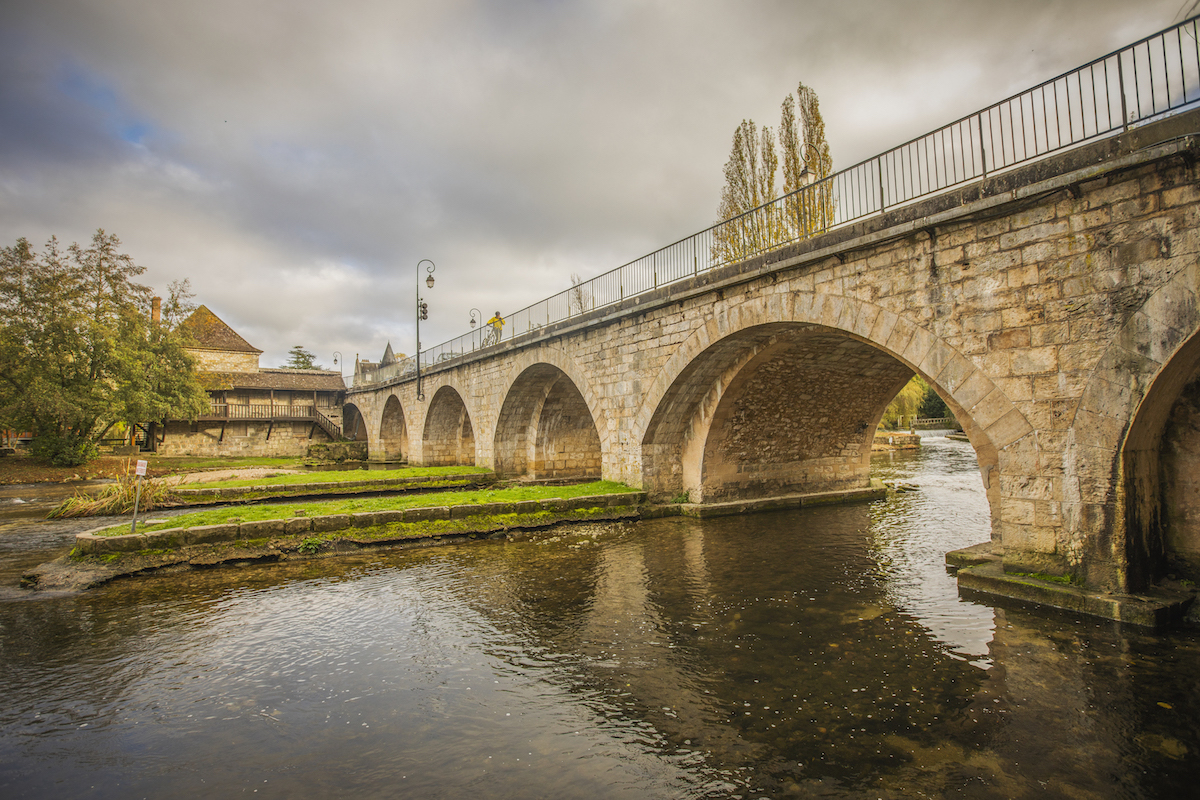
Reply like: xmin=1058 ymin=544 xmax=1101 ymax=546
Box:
xmin=355 ymin=16 xmax=1200 ymax=388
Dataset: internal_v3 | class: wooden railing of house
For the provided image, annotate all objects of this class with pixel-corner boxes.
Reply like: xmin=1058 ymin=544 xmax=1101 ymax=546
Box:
xmin=204 ymin=402 xmax=344 ymax=440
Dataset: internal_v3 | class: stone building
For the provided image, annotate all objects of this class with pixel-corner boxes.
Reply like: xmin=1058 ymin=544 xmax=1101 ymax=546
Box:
xmin=150 ymin=306 xmax=346 ymax=456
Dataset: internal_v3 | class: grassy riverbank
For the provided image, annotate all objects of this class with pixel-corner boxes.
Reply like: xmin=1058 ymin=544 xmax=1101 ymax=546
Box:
xmin=100 ymin=480 xmax=636 ymax=535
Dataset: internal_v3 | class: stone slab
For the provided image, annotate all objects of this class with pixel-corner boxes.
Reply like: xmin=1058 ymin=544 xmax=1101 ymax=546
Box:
xmin=944 ymin=542 xmax=999 ymax=568
xmin=956 ymin=560 xmax=1193 ymax=630
xmin=679 ymin=486 xmax=885 ymax=518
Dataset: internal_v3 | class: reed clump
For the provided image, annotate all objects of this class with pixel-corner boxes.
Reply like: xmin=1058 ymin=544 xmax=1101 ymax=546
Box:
xmin=48 ymin=462 xmax=180 ymax=518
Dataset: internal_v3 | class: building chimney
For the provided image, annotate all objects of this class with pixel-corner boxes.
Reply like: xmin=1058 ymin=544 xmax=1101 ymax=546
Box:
xmin=151 ymin=296 xmax=161 ymax=324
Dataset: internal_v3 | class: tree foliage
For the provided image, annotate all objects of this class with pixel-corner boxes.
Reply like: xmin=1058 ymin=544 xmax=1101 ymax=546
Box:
xmin=881 ymin=376 xmax=929 ymax=430
xmin=0 ymin=231 xmax=208 ymax=465
xmin=713 ymin=82 xmax=835 ymax=264
xmin=918 ymin=381 xmax=953 ymax=420
xmin=881 ymin=375 xmax=957 ymax=429
xmin=284 ymin=345 xmax=322 ymax=370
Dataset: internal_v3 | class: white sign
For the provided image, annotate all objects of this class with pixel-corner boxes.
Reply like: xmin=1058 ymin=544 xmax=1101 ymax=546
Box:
xmin=135 ymin=460 xmax=148 ymax=477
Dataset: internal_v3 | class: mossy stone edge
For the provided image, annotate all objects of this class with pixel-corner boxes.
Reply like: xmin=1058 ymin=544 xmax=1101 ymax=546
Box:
xmin=74 ymin=493 xmax=647 ymax=555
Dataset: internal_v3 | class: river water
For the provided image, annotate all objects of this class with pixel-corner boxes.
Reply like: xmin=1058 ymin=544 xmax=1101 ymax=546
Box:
xmin=1 ymin=437 xmax=1197 ymax=798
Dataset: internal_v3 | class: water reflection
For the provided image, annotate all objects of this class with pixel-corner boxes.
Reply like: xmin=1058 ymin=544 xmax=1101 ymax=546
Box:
xmin=0 ymin=438 xmax=1197 ymax=798
xmin=870 ymin=436 xmax=996 ymax=663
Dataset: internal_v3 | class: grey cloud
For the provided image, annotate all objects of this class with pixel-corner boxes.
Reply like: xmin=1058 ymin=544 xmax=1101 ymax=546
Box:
xmin=0 ymin=0 xmax=1185 ymax=366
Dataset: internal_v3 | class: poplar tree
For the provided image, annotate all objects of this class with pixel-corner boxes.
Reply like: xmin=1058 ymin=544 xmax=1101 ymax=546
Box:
xmin=713 ymin=81 xmax=834 ymax=264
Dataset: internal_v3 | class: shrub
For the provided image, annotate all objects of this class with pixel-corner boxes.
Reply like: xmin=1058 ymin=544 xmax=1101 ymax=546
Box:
xmin=31 ymin=432 xmax=97 ymax=467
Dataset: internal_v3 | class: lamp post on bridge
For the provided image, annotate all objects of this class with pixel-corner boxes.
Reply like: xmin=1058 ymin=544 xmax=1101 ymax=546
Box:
xmin=468 ymin=308 xmax=482 ymax=351
xmin=332 ymin=351 xmax=342 ymax=378
xmin=416 ymin=260 xmax=435 ymax=401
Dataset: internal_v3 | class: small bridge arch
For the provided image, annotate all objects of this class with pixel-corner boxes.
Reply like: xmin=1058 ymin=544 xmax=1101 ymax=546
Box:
xmin=494 ymin=361 xmax=603 ymax=480
xmin=379 ymin=394 xmax=408 ymax=462
xmin=421 ymin=385 xmax=476 ymax=466
xmin=342 ymin=402 xmax=370 ymax=447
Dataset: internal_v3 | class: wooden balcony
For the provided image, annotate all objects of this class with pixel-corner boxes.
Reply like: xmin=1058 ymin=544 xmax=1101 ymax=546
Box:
xmin=201 ymin=403 xmax=343 ymax=440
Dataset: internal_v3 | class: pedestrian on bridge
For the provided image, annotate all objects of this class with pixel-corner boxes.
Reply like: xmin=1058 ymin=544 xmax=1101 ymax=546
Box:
xmin=487 ymin=311 xmax=505 ymax=344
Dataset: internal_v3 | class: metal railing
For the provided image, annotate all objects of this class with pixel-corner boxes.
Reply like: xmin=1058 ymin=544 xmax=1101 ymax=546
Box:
xmin=912 ymin=416 xmax=958 ymax=430
xmin=357 ymin=16 xmax=1200 ymax=388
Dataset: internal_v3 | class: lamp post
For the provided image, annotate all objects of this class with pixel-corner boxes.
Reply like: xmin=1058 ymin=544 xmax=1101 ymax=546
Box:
xmin=416 ymin=259 xmax=435 ymax=401
xmin=332 ymin=351 xmax=343 ymax=377
xmin=468 ymin=308 xmax=482 ymax=351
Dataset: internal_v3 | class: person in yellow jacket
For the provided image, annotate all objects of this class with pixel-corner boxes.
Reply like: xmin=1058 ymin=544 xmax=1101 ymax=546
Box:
xmin=486 ymin=311 xmax=505 ymax=345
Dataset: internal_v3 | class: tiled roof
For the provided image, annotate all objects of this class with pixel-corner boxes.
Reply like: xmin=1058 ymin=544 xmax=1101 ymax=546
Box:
xmin=201 ymin=369 xmax=346 ymax=392
xmin=180 ymin=306 xmax=263 ymax=354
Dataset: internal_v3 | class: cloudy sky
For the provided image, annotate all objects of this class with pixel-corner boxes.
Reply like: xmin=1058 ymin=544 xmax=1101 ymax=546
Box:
xmin=1 ymin=0 xmax=1191 ymax=370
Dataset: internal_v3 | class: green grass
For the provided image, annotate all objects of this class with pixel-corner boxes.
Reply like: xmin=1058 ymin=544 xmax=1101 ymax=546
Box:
xmin=98 ymin=480 xmax=637 ymax=535
xmin=1013 ymin=570 xmax=1077 ymax=585
xmin=184 ymin=465 xmax=491 ymax=489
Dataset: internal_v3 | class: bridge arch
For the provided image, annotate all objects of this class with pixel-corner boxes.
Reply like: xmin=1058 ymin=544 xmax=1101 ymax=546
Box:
xmin=342 ymin=402 xmax=369 ymax=446
xmin=637 ymin=291 xmax=1026 ymax=516
xmin=379 ymin=394 xmax=408 ymax=462
xmin=421 ymin=385 xmax=476 ymax=466
xmin=493 ymin=363 xmax=603 ymax=479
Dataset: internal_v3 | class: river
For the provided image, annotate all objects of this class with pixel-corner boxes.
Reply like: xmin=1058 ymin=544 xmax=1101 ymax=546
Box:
xmin=0 ymin=436 xmax=1197 ymax=798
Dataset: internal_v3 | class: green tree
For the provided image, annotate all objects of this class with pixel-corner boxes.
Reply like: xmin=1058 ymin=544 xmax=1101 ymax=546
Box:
xmin=713 ymin=81 xmax=834 ymax=264
xmin=0 ymin=230 xmax=208 ymax=465
xmin=881 ymin=375 xmax=928 ymax=430
xmin=918 ymin=382 xmax=954 ymax=421
xmin=284 ymin=345 xmax=322 ymax=370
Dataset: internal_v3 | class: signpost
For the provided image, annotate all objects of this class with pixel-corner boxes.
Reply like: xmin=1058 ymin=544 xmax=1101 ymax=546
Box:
xmin=130 ymin=459 xmax=148 ymax=533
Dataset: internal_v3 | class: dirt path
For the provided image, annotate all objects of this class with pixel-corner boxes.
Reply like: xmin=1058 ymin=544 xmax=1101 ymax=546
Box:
xmin=167 ymin=468 xmax=302 ymax=486
xmin=0 ymin=455 xmax=307 ymax=486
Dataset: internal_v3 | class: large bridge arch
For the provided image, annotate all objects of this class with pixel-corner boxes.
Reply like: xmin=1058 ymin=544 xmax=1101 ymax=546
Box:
xmin=379 ymin=394 xmax=408 ymax=462
xmin=637 ymin=291 xmax=1028 ymax=522
xmin=421 ymin=385 xmax=476 ymax=466
xmin=493 ymin=363 xmax=603 ymax=480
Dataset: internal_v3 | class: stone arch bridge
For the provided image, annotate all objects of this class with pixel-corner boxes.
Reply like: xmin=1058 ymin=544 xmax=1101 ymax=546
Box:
xmin=348 ymin=110 xmax=1200 ymax=600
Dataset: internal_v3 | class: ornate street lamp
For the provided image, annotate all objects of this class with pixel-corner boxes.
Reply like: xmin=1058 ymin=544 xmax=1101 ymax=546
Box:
xmin=416 ymin=260 xmax=435 ymax=401
xmin=332 ymin=351 xmax=342 ymax=377
xmin=468 ymin=308 xmax=482 ymax=350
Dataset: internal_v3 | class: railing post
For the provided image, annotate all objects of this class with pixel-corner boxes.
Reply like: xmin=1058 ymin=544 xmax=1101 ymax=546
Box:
xmin=978 ymin=114 xmax=988 ymax=178
xmin=1117 ymin=54 xmax=1129 ymax=132
xmin=877 ymin=158 xmax=886 ymax=212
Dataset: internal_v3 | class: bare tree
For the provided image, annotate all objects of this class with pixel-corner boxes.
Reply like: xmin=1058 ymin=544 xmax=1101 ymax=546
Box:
xmin=568 ymin=272 xmax=592 ymax=315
